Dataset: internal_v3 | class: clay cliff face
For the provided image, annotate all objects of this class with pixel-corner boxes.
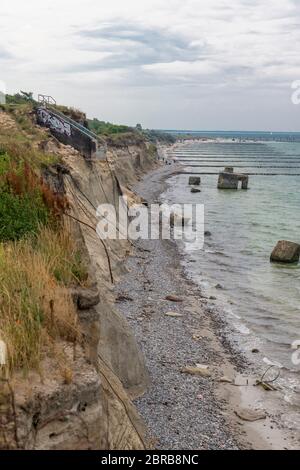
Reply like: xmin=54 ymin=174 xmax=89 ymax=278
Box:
xmin=0 ymin=128 xmax=158 ymax=450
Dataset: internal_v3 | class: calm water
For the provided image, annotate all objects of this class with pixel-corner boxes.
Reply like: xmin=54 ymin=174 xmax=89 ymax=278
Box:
xmin=163 ymin=141 xmax=300 ymax=372
xmin=164 ymin=130 xmax=300 ymax=142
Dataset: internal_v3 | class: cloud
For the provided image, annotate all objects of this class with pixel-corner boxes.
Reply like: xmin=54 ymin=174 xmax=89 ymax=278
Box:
xmin=1 ymin=0 xmax=300 ymax=129
xmin=60 ymin=1 xmax=300 ymax=92
xmin=0 ymin=46 xmax=13 ymax=60
xmin=63 ymin=21 xmax=208 ymax=72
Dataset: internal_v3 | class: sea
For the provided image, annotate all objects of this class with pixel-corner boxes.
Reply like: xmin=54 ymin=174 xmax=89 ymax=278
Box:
xmin=161 ymin=131 xmax=300 ymax=406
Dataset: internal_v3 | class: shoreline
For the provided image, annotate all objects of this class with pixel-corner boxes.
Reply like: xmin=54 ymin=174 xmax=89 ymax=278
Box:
xmin=115 ymin=160 xmax=300 ymax=450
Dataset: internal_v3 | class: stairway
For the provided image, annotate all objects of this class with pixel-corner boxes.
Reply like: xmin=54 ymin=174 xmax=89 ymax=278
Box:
xmin=36 ymin=95 xmax=106 ymax=160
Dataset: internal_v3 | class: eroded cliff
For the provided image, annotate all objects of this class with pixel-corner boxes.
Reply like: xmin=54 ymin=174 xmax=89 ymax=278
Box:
xmin=0 ymin=107 xmax=158 ymax=450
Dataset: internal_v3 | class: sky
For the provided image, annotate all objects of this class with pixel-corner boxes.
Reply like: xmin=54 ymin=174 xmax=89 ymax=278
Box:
xmin=1 ymin=0 xmax=300 ymax=131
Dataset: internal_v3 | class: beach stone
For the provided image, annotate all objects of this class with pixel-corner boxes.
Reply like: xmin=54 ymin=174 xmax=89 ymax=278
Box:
xmin=115 ymin=294 xmax=133 ymax=302
xmin=188 ymin=176 xmax=201 ymax=186
xmin=215 ymin=284 xmax=223 ymax=290
xmin=72 ymin=287 xmax=100 ymax=310
xmin=191 ymin=187 xmax=201 ymax=193
xmin=165 ymin=312 xmax=183 ymax=318
xmin=192 ymin=333 xmax=202 ymax=341
xmin=204 ymin=231 xmax=212 ymax=237
xmin=165 ymin=295 xmax=183 ymax=303
xmin=219 ymin=376 xmax=233 ymax=384
xmin=235 ymin=408 xmax=267 ymax=422
xmin=270 ymin=240 xmax=300 ymax=264
xmin=181 ymin=365 xmax=211 ymax=378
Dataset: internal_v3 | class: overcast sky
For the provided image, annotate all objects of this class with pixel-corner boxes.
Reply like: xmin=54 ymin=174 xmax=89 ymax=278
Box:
xmin=1 ymin=0 xmax=300 ymax=130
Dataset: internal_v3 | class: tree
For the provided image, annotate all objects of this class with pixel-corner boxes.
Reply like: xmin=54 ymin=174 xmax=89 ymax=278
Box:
xmin=20 ymin=91 xmax=34 ymax=101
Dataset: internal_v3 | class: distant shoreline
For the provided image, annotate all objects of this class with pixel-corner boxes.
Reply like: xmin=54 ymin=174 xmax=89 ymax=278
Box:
xmin=155 ymin=130 xmax=300 ymax=143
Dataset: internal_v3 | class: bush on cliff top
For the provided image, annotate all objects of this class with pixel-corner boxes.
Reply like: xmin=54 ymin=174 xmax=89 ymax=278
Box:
xmin=88 ymin=117 xmax=132 ymax=135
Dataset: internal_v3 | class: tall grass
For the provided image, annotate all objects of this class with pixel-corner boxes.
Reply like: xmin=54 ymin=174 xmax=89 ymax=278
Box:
xmin=34 ymin=226 xmax=88 ymax=285
xmin=0 ymin=136 xmax=59 ymax=169
xmin=0 ymin=157 xmax=69 ymax=241
xmin=0 ymin=107 xmax=87 ymax=376
xmin=0 ymin=226 xmax=87 ymax=374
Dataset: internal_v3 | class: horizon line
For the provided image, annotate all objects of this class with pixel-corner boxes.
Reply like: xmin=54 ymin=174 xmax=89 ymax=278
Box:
xmin=155 ymin=129 xmax=300 ymax=134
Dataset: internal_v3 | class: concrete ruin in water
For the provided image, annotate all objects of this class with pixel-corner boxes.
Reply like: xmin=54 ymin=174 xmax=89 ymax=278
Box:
xmin=217 ymin=167 xmax=249 ymax=190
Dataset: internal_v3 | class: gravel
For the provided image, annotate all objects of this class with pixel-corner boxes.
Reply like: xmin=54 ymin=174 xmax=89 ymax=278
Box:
xmin=115 ymin=164 xmax=240 ymax=450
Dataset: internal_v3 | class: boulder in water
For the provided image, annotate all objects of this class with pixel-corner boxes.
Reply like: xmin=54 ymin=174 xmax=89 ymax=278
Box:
xmin=189 ymin=176 xmax=201 ymax=186
xmin=191 ymin=187 xmax=201 ymax=193
xmin=270 ymin=240 xmax=300 ymax=264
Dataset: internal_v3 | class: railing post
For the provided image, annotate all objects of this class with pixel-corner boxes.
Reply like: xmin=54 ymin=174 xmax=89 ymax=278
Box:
xmin=38 ymin=94 xmax=56 ymax=107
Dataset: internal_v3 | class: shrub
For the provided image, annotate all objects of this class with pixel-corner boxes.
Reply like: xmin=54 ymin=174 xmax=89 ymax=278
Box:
xmin=0 ymin=160 xmax=68 ymax=241
xmin=0 ymin=161 xmax=49 ymax=241
xmin=88 ymin=118 xmax=131 ymax=135
xmin=4 ymin=92 xmax=35 ymax=106
xmin=0 ymin=190 xmax=49 ymax=241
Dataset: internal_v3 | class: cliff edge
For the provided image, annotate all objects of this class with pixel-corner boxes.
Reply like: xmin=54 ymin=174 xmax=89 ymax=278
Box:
xmin=0 ymin=103 xmax=159 ymax=449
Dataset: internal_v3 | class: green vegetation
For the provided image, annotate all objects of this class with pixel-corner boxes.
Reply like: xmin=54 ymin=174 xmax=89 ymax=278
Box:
xmin=0 ymin=226 xmax=85 ymax=373
xmin=54 ymin=105 xmax=87 ymax=125
xmin=0 ymin=136 xmax=59 ymax=169
xmin=0 ymin=191 xmax=48 ymax=242
xmin=0 ymin=93 xmax=176 ymax=377
xmin=88 ymin=117 xmax=132 ymax=135
xmin=0 ymin=154 xmax=66 ymax=241
xmin=0 ymin=105 xmax=88 ymax=376
xmin=87 ymin=117 xmax=176 ymax=146
xmin=0 ymin=156 xmax=48 ymax=241
xmin=4 ymin=91 xmax=35 ymax=106
xmin=0 ymin=152 xmax=86 ymax=373
xmin=35 ymin=226 xmax=88 ymax=286
xmin=141 ymin=128 xmax=176 ymax=144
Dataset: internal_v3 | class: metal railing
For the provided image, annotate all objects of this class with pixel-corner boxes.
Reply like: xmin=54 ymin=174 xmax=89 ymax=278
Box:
xmin=37 ymin=94 xmax=106 ymax=154
xmin=47 ymin=106 xmax=100 ymax=141
xmin=38 ymin=94 xmax=56 ymax=107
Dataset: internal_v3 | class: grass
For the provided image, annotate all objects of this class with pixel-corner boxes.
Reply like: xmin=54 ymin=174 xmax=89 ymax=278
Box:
xmin=0 ymin=225 xmax=87 ymax=374
xmin=34 ymin=226 xmax=88 ymax=285
xmin=0 ymin=100 xmax=60 ymax=169
xmin=0 ymin=105 xmax=88 ymax=376
xmin=88 ymin=117 xmax=131 ymax=135
xmin=0 ymin=125 xmax=59 ymax=170
xmin=0 ymin=190 xmax=49 ymax=241
xmin=0 ymin=98 xmax=100 ymax=381
xmin=0 ymin=102 xmax=43 ymax=138
xmin=0 ymin=158 xmax=54 ymax=241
